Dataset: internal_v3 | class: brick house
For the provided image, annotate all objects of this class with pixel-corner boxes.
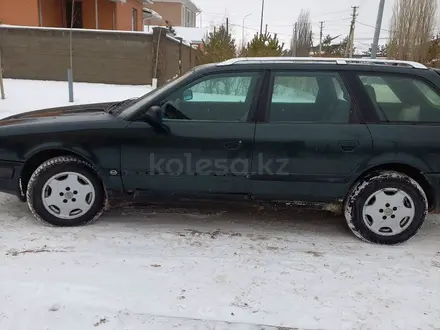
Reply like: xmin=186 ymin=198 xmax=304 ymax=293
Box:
xmin=145 ymin=0 xmax=200 ymax=28
xmin=0 ymin=0 xmax=152 ymax=31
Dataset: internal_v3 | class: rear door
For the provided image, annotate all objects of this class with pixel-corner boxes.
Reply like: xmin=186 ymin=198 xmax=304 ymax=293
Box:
xmin=355 ymin=71 xmax=440 ymax=174
xmin=250 ymin=70 xmax=374 ymax=202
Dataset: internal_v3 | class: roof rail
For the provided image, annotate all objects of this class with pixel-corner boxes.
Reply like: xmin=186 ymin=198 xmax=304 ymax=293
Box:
xmin=217 ymin=57 xmax=428 ymax=69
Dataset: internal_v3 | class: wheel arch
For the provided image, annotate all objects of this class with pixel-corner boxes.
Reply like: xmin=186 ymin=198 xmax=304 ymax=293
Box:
xmin=347 ymin=162 xmax=435 ymax=210
xmin=20 ymin=147 xmax=104 ymax=200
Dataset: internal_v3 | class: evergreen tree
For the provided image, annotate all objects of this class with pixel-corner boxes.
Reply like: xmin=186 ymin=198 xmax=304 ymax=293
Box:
xmin=197 ymin=24 xmax=236 ymax=64
xmin=363 ymin=44 xmax=389 ymax=58
xmin=321 ymin=35 xmax=351 ymax=57
xmin=427 ymin=34 xmax=440 ymax=66
xmin=241 ymin=32 xmax=285 ymax=57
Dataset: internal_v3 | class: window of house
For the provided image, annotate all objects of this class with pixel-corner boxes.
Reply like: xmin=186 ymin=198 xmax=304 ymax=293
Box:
xmin=359 ymin=74 xmax=440 ymax=122
xmin=191 ymin=12 xmax=196 ymax=27
xmin=186 ymin=8 xmax=191 ymax=27
xmin=161 ymin=73 xmax=260 ymax=122
xmin=132 ymin=8 xmax=138 ymax=31
xmin=268 ymin=72 xmax=351 ymax=123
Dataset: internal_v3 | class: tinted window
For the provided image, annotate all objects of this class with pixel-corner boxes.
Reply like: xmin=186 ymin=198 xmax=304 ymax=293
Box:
xmin=269 ymin=72 xmax=351 ymax=123
xmin=359 ymin=74 xmax=440 ymax=122
xmin=162 ymin=73 xmax=259 ymax=122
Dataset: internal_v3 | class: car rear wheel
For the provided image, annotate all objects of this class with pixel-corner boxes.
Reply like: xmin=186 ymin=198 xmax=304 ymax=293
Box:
xmin=344 ymin=171 xmax=428 ymax=245
xmin=26 ymin=156 xmax=106 ymax=226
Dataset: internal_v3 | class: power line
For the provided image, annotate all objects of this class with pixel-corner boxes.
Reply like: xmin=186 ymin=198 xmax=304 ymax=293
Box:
xmin=319 ymin=21 xmax=324 ymax=56
xmin=356 ymin=20 xmax=390 ymax=32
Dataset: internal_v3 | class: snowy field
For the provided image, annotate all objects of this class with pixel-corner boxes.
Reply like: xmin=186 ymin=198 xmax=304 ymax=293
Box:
xmin=0 ymin=79 xmax=439 ymax=330
xmin=0 ymin=196 xmax=439 ymax=330
xmin=0 ymin=79 xmax=151 ymax=117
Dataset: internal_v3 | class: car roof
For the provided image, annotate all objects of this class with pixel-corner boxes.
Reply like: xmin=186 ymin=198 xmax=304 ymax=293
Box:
xmin=217 ymin=57 xmax=428 ymax=69
xmin=191 ymin=58 xmax=437 ymax=79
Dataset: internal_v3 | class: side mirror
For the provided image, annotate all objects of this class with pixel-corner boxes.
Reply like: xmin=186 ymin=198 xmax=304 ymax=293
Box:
xmin=143 ymin=105 xmax=169 ymax=134
xmin=182 ymin=89 xmax=193 ymax=101
xmin=145 ymin=105 xmax=164 ymax=123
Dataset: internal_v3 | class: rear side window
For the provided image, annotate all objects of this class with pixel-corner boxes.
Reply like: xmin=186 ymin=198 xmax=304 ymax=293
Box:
xmin=269 ymin=72 xmax=352 ymax=123
xmin=359 ymin=74 xmax=440 ymax=122
xmin=272 ymin=76 xmax=318 ymax=103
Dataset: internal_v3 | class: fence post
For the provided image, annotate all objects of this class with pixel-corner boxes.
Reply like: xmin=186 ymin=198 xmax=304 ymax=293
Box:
xmin=152 ymin=27 xmax=167 ymax=87
xmin=0 ymin=48 xmax=5 ymax=100
xmin=178 ymin=37 xmax=182 ymax=75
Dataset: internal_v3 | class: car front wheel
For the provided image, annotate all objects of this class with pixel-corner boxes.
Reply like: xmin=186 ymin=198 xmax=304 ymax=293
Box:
xmin=344 ymin=171 xmax=428 ymax=245
xmin=26 ymin=156 xmax=106 ymax=226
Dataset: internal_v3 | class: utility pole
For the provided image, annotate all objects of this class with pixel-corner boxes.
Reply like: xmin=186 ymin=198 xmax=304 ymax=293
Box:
xmin=371 ymin=0 xmax=385 ymax=59
xmin=259 ymin=0 xmax=265 ymax=35
xmin=291 ymin=24 xmax=295 ymax=56
xmin=226 ymin=17 xmax=229 ymax=35
xmin=265 ymin=24 xmax=268 ymax=35
xmin=0 ymin=48 xmax=5 ymax=100
xmin=345 ymin=6 xmax=358 ymax=58
xmin=242 ymin=14 xmax=251 ymax=49
xmin=68 ymin=0 xmax=75 ymax=102
xmin=319 ymin=21 xmax=324 ymax=56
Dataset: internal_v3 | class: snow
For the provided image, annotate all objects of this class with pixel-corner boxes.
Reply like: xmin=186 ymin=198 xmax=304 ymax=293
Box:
xmin=0 ymin=196 xmax=439 ymax=330
xmin=0 ymin=79 xmax=439 ymax=329
xmin=0 ymin=24 xmax=151 ymax=35
xmin=0 ymin=79 xmax=151 ymax=118
xmin=144 ymin=25 xmax=208 ymax=44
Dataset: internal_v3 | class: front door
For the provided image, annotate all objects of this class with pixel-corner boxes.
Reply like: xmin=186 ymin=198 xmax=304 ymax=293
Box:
xmin=66 ymin=0 xmax=83 ymax=28
xmin=250 ymin=70 xmax=373 ymax=202
xmin=121 ymin=71 xmax=263 ymax=197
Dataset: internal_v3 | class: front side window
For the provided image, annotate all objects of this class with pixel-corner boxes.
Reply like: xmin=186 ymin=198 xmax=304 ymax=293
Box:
xmin=359 ymin=74 xmax=440 ymax=122
xmin=161 ymin=72 xmax=259 ymax=122
xmin=269 ymin=72 xmax=352 ymax=123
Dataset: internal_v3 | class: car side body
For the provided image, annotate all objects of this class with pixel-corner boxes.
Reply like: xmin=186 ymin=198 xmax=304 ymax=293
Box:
xmin=0 ymin=58 xmax=440 ymax=244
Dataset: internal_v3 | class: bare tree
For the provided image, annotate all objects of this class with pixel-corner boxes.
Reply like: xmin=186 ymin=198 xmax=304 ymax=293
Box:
xmin=291 ymin=10 xmax=313 ymax=57
xmin=388 ymin=0 xmax=438 ymax=63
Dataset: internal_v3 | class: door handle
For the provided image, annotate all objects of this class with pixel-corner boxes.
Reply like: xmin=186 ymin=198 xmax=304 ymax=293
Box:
xmin=224 ymin=140 xmax=243 ymax=151
xmin=339 ymin=140 xmax=359 ymax=152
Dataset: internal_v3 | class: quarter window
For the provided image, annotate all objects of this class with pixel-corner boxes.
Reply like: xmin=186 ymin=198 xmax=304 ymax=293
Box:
xmin=162 ymin=73 xmax=259 ymax=122
xmin=359 ymin=74 xmax=440 ymax=122
xmin=269 ymin=72 xmax=351 ymax=123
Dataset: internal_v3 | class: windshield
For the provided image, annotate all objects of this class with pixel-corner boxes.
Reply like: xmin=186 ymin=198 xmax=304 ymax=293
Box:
xmin=118 ymin=70 xmax=195 ymax=119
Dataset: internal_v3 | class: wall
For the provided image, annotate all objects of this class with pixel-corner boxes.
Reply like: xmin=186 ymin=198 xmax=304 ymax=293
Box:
xmin=0 ymin=26 xmax=153 ymax=84
xmin=0 ymin=26 xmax=196 ymax=85
xmin=81 ymin=0 xmax=116 ymax=30
xmin=146 ymin=2 xmax=182 ymax=26
xmin=116 ymin=0 xmax=143 ymax=31
xmin=151 ymin=27 xmax=197 ymax=85
xmin=97 ymin=0 xmax=116 ymax=30
xmin=40 ymin=0 xmax=63 ymax=27
xmin=0 ymin=0 xmax=39 ymax=26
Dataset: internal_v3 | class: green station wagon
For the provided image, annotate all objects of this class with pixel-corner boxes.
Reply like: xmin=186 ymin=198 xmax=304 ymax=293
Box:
xmin=0 ymin=57 xmax=439 ymax=245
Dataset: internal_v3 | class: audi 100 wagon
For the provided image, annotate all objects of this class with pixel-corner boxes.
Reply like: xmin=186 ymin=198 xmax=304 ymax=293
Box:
xmin=1 ymin=57 xmax=440 ymax=245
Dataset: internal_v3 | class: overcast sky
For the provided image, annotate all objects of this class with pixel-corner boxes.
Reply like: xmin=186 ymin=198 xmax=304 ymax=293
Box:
xmin=192 ymin=0 xmax=396 ymax=52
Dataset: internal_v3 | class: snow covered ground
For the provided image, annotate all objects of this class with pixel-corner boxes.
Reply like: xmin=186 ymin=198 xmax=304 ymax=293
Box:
xmin=0 ymin=196 xmax=439 ymax=330
xmin=0 ymin=79 xmax=151 ymax=118
xmin=0 ymin=79 xmax=439 ymax=330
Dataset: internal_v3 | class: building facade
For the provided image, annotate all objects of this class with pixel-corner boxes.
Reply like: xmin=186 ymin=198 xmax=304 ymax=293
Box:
xmin=145 ymin=0 xmax=200 ymax=28
xmin=0 ymin=0 xmax=148 ymax=31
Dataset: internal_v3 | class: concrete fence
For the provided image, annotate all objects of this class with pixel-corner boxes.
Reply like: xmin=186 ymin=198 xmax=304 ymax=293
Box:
xmin=0 ymin=25 xmax=197 ymax=86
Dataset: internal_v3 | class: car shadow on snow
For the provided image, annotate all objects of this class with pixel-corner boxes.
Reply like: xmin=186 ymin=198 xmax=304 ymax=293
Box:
xmin=1 ymin=195 xmax=439 ymax=244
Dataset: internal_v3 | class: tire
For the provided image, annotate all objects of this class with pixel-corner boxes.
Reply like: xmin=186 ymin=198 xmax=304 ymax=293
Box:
xmin=26 ymin=156 xmax=106 ymax=227
xmin=344 ymin=171 xmax=428 ymax=245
